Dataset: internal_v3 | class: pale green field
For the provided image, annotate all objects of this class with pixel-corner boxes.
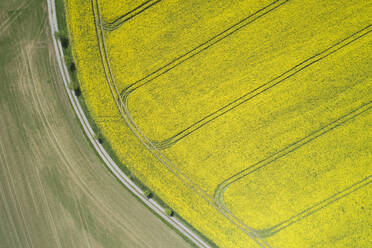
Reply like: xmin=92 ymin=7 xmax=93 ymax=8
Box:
xmin=0 ymin=0 xmax=191 ymax=247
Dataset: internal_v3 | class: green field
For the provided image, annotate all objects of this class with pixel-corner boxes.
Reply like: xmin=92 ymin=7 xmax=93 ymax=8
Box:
xmin=0 ymin=0 xmax=191 ymax=247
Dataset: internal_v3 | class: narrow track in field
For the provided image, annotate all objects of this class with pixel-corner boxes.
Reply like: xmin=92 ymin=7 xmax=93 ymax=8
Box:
xmin=119 ymin=0 xmax=289 ymax=99
xmin=92 ymin=0 xmax=372 ymax=244
xmin=213 ymin=103 xmax=372 ymax=236
xmin=150 ymin=25 xmax=372 ymax=149
xmin=102 ymin=0 xmax=161 ymax=31
xmin=91 ymin=0 xmax=273 ymax=246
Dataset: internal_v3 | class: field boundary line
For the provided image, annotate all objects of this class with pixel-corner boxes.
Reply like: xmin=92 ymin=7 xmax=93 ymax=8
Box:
xmin=102 ymin=0 xmax=161 ymax=31
xmin=47 ymin=0 xmax=214 ymax=247
xmin=213 ymin=102 xmax=372 ymax=236
xmin=93 ymin=0 xmax=272 ymax=246
xmin=149 ymin=24 xmax=372 ymax=149
xmin=119 ymin=0 xmax=289 ymax=99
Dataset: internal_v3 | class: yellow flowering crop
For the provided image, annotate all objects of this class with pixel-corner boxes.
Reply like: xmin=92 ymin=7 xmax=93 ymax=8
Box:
xmin=163 ymin=34 xmax=372 ymax=195
xmin=225 ymin=110 xmax=371 ymax=248
xmin=65 ymin=0 xmax=372 ymax=247
xmin=126 ymin=0 xmax=371 ymax=143
xmin=99 ymin=0 xmax=147 ymax=23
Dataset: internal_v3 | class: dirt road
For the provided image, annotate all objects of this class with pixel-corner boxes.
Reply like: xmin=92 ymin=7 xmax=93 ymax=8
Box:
xmin=0 ymin=0 xmax=191 ymax=247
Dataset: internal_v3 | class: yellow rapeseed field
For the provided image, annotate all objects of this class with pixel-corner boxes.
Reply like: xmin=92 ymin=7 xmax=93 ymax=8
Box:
xmin=65 ymin=0 xmax=265 ymax=247
xmin=65 ymin=0 xmax=372 ymax=247
xmin=126 ymin=0 xmax=371 ymax=142
xmin=164 ymin=34 xmax=372 ymax=195
xmin=104 ymin=0 xmax=273 ymax=91
xmin=224 ymin=110 xmax=371 ymax=248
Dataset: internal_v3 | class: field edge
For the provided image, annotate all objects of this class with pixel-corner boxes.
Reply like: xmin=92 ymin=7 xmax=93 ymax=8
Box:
xmin=53 ymin=0 xmax=217 ymax=247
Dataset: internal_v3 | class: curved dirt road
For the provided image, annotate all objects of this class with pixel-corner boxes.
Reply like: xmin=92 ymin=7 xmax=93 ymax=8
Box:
xmin=47 ymin=0 xmax=211 ymax=247
xmin=0 ymin=0 xmax=192 ymax=247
